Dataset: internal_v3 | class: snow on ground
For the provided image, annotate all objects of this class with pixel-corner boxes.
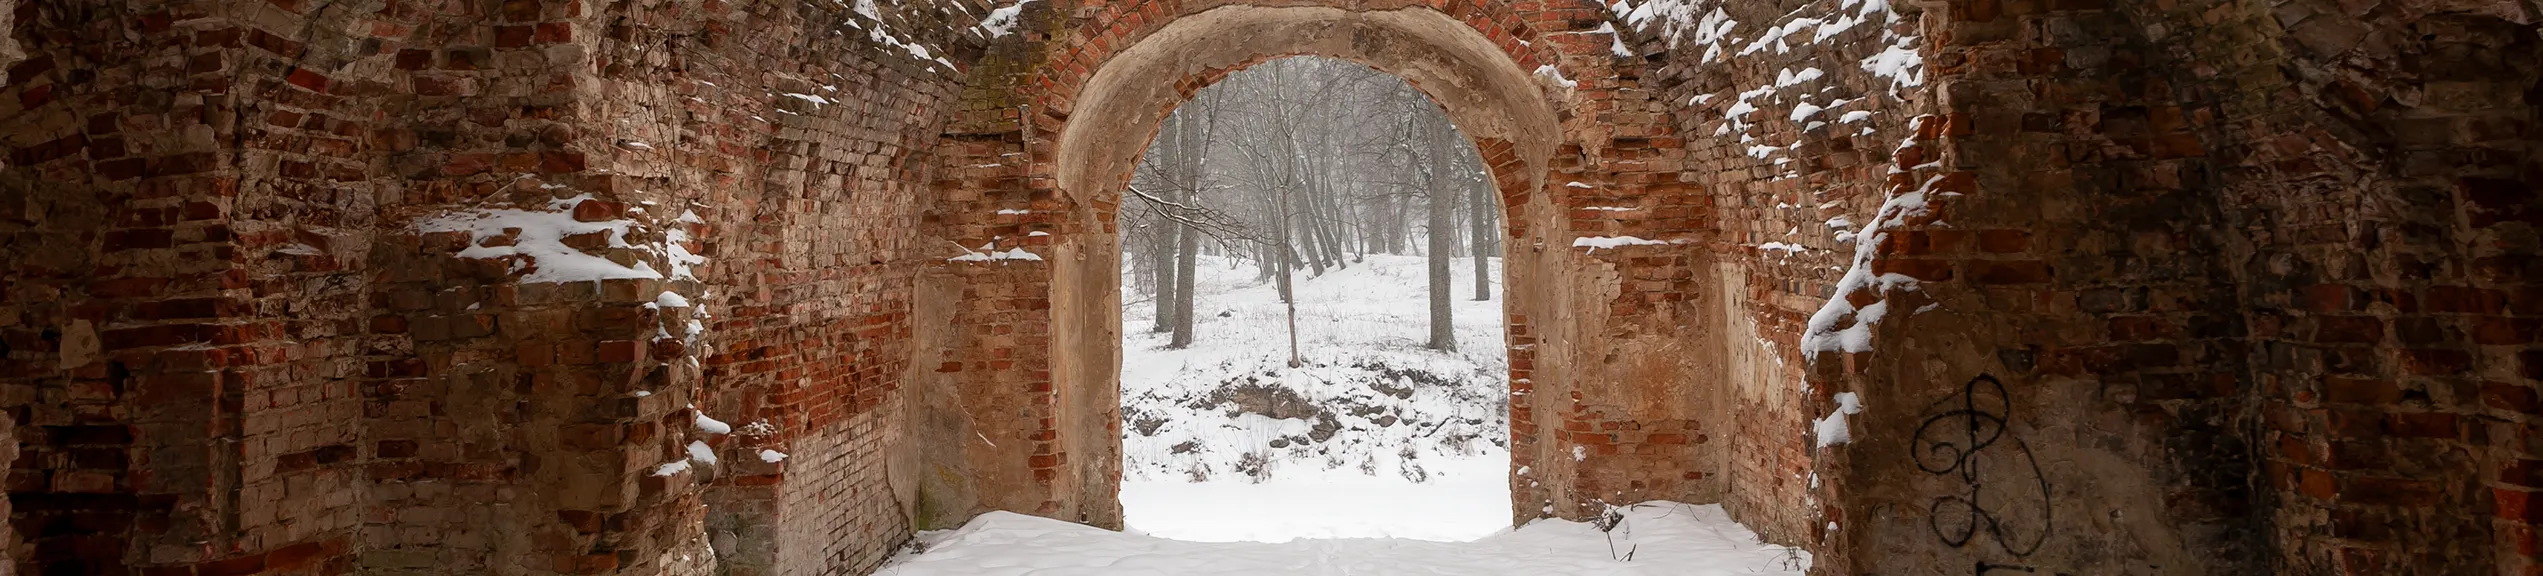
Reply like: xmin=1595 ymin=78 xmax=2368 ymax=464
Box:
xmin=1118 ymin=253 xmax=1510 ymax=541
xmin=875 ymin=501 xmax=1809 ymax=575
xmin=1118 ymin=457 xmax=1510 ymax=542
xmin=874 ymin=253 xmax=1810 ymax=574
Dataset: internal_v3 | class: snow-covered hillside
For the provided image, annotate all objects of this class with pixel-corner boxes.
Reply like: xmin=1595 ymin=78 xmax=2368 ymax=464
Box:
xmin=1119 ymin=253 xmax=1511 ymax=541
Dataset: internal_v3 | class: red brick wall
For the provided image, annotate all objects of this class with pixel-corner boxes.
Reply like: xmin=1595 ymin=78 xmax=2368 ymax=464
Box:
xmin=1 ymin=1 xmax=385 ymax=572
xmin=608 ymin=1 xmax=956 ymax=572
xmin=1736 ymin=0 xmax=2543 ymax=572
xmin=2163 ymin=6 xmax=2543 ymax=573
xmin=2 ymin=0 xmax=965 ymax=574
xmin=1623 ymin=0 xmax=1930 ymax=544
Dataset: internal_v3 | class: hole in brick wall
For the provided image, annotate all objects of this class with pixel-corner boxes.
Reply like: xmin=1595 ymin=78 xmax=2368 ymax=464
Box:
xmin=1112 ymin=56 xmax=1514 ymax=543
xmin=105 ymin=360 xmax=127 ymax=396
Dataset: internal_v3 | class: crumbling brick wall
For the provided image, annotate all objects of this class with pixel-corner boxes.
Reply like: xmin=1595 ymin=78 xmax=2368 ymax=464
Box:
xmin=588 ymin=1 xmax=968 ymax=573
xmin=1620 ymin=0 xmax=1935 ymax=545
xmin=363 ymin=0 xmax=969 ymax=573
xmin=2160 ymin=3 xmax=2543 ymax=573
xmin=1 ymin=0 xmax=966 ymax=574
xmin=0 ymin=0 xmax=383 ymax=572
xmin=1812 ymin=0 xmax=2274 ymax=569
xmin=1666 ymin=0 xmax=2543 ymax=572
xmin=1626 ymin=0 xmax=2543 ymax=572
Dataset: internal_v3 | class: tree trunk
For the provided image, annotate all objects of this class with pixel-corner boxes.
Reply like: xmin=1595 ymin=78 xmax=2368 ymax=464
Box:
xmin=1130 ymin=225 xmax=1158 ymax=296
xmin=1291 ymin=147 xmax=1328 ymax=278
xmin=1297 ymin=189 xmax=1327 ymax=277
xmin=1315 ymin=178 xmax=1347 ymax=268
xmin=1151 ymin=224 xmax=1176 ymax=334
xmin=1425 ymin=127 xmax=1456 ymax=352
xmin=1468 ymin=167 xmax=1493 ymax=301
xmin=1255 ymin=186 xmax=1281 ymax=284
xmin=1170 ymin=100 xmax=1204 ymax=348
xmin=1350 ymin=185 xmax=1369 ymax=263
xmin=1256 ymin=241 xmax=1276 ymax=283
xmin=1384 ymin=194 xmax=1397 ymax=258
xmin=1171 ymin=222 xmax=1199 ymax=348
xmin=1148 ymin=118 xmax=1181 ymax=334
xmin=1273 ymin=186 xmax=1296 ymax=304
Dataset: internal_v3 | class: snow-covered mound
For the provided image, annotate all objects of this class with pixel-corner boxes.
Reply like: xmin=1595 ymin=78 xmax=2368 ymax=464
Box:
xmin=1118 ymin=253 xmax=1512 ymax=541
xmin=1120 ymin=254 xmax=1507 ymax=484
xmin=875 ymin=501 xmax=1810 ymax=575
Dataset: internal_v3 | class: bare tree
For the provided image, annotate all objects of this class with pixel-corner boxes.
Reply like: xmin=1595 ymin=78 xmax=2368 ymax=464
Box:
xmin=1421 ymin=106 xmax=1458 ymax=353
xmin=1467 ymin=153 xmax=1495 ymax=301
xmin=1169 ymin=92 xmax=1218 ymax=349
xmin=1145 ymin=115 xmax=1181 ymax=334
xmin=1128 ymin=87 xmax=1240 ymax=349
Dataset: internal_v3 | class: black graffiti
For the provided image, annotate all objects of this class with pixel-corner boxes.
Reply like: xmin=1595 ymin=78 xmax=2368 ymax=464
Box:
xmin=1913 ymin=374 xmax=2052 ymax=560
xmin=1976 ymin=561 xmax=2035 ymax=574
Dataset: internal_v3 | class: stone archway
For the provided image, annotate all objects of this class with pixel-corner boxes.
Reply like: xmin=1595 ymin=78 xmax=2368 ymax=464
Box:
xmin=915 ymin=1 xmax=1734 ymax=532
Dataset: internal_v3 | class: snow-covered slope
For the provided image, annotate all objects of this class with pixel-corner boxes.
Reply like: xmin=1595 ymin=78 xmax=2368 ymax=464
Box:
xmin=1119 ymin=253 xmax=1510 ymax=540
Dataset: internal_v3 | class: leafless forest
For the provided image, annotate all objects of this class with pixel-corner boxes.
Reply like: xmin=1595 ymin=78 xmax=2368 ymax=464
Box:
xmin=1123 ymin=57 xmax=1500 ymax=355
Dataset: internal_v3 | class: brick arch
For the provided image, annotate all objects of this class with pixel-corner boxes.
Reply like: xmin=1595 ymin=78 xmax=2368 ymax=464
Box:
xmin=1022 ymin=0 xmax=1572 ymax=124
xmin=918 ymin=0 xmax=1736 ymax=533
xmin=1012 ymin=1 xmax=1575 ymax=238
xmin=1050 ymin=5 xmax=1562 ymax=237
xmin=1043 ymin=3 xmax=1568 ymax=526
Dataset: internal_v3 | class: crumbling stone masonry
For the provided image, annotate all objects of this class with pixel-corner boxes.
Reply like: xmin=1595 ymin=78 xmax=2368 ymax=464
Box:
xmin=0 ymin=0 xmax=2536 ymax=575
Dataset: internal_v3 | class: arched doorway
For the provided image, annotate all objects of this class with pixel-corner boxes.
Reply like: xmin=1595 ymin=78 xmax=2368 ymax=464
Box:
xmin=1111 ymin=55 xmax=1516 ymax=541
xmin=916 ymin=3 xmax=1728 ymax=533
xmin=1047 ymin=6 xmax=1560 ymax=532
